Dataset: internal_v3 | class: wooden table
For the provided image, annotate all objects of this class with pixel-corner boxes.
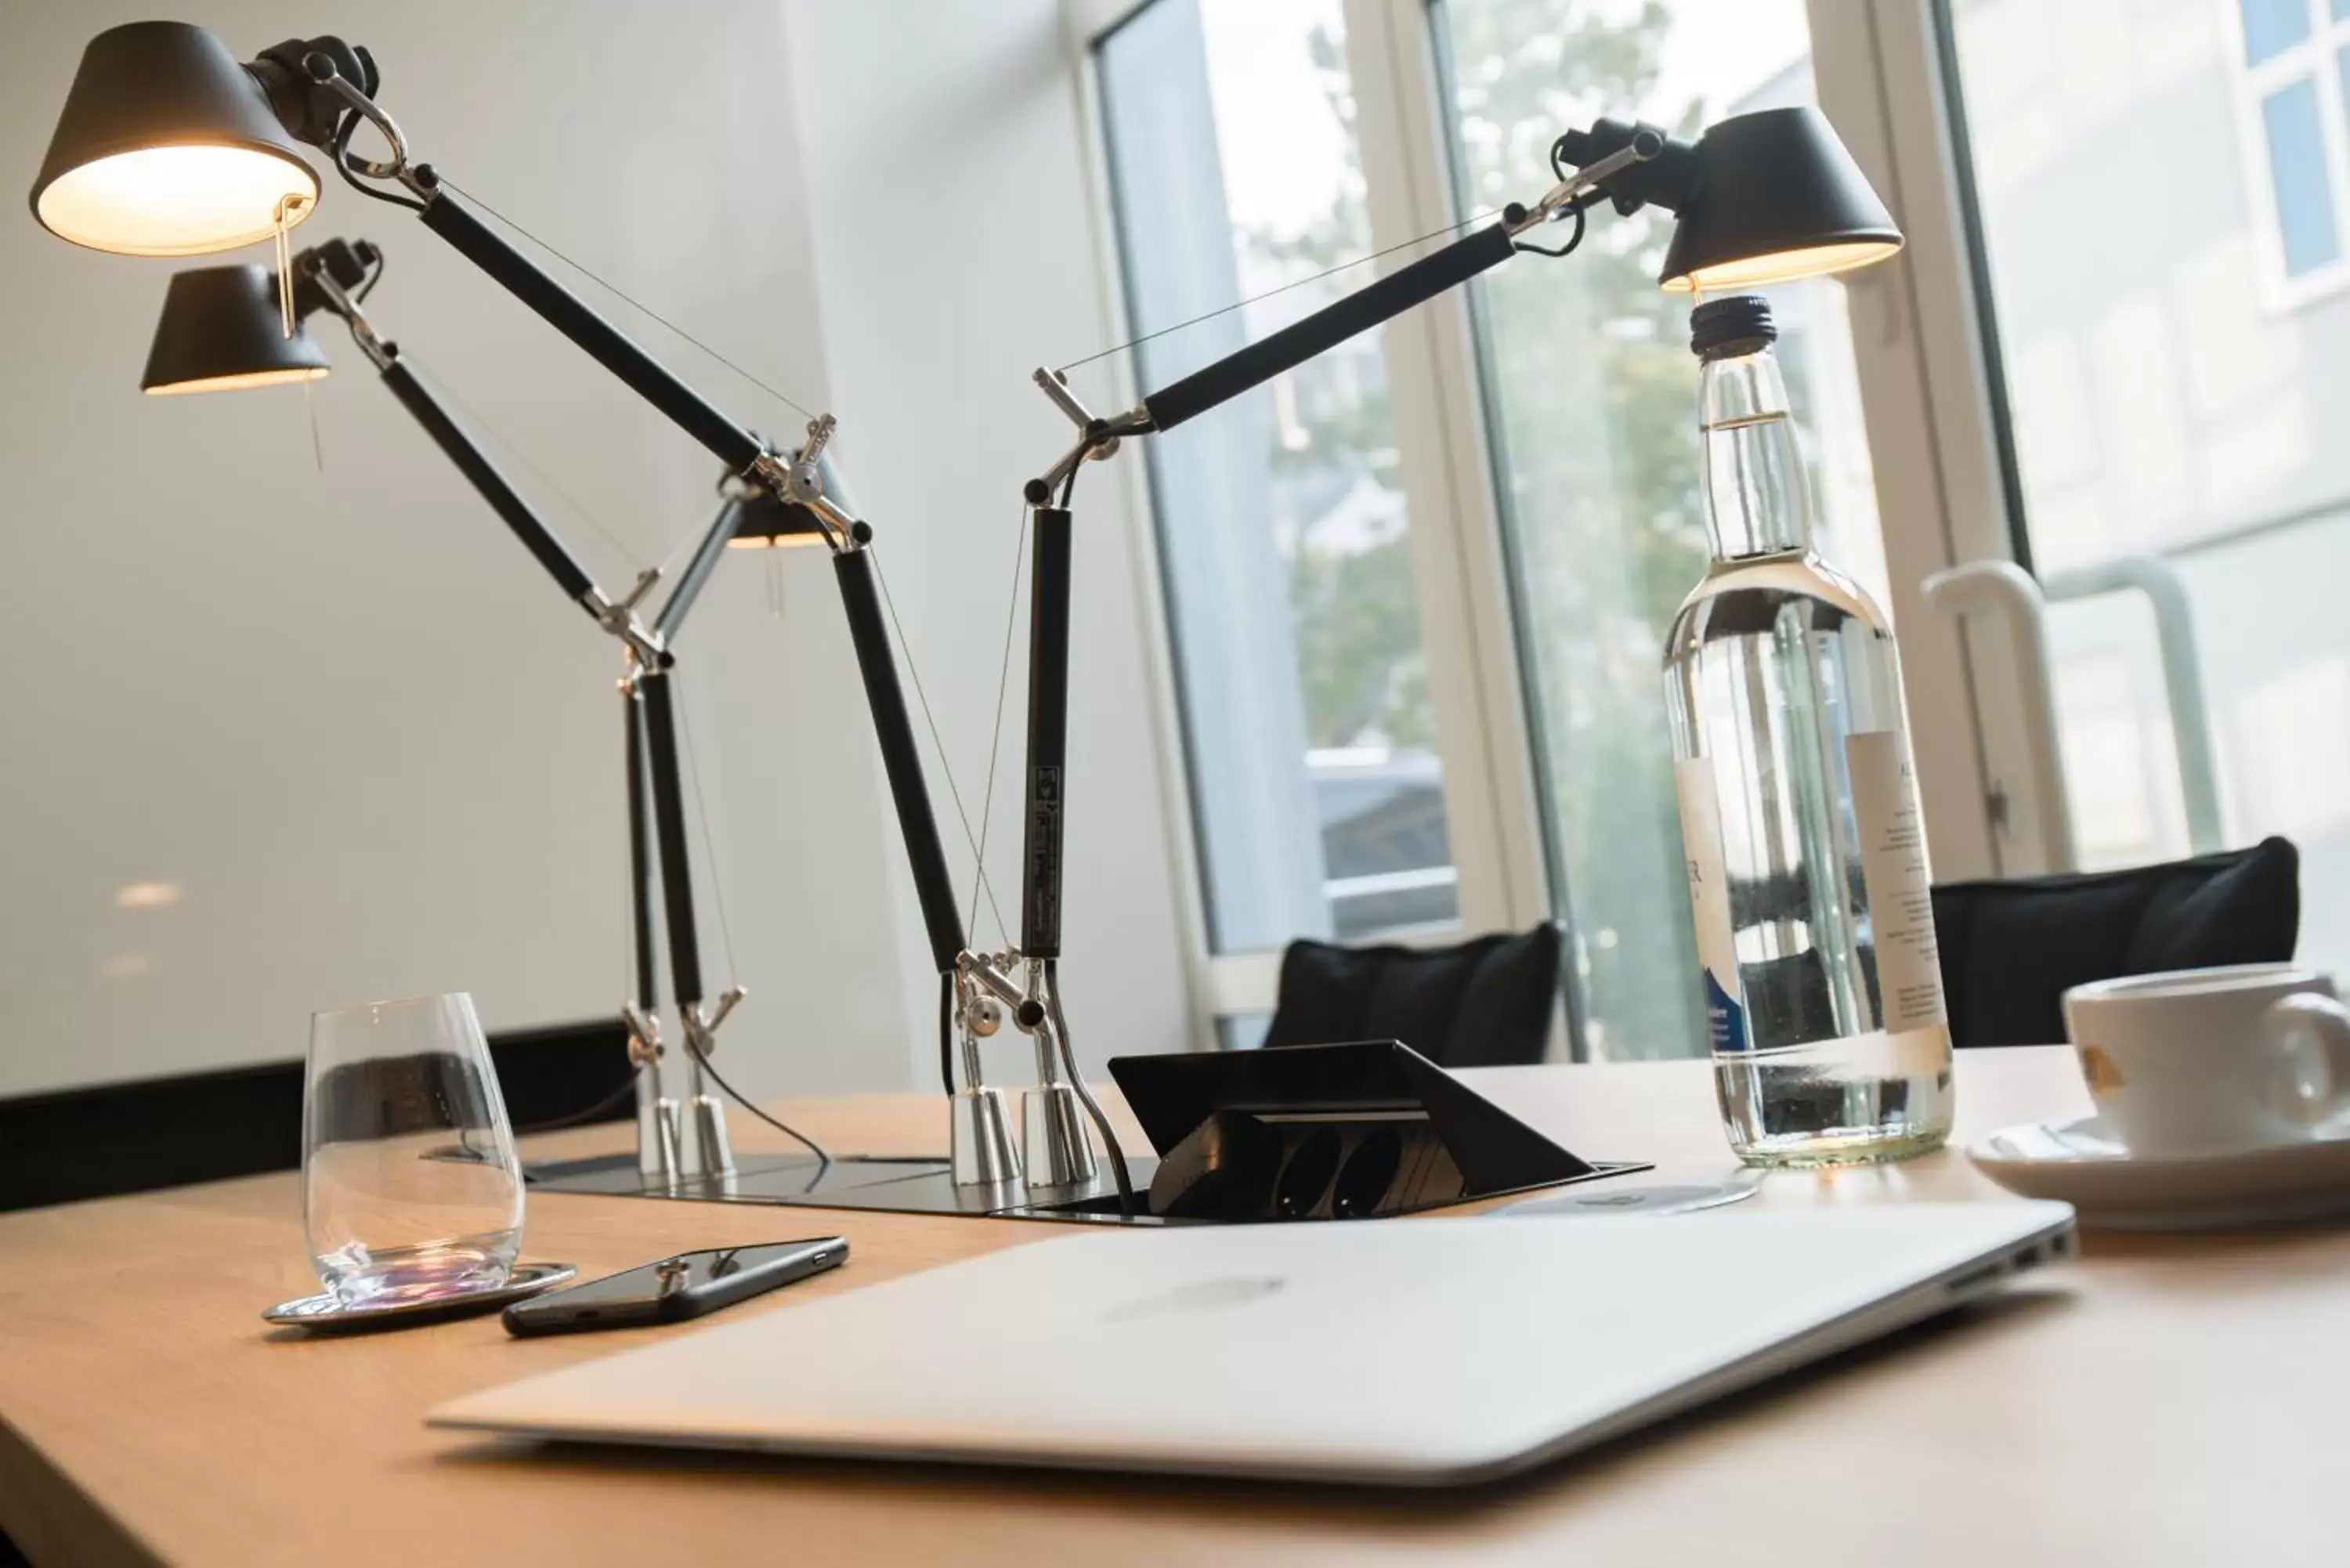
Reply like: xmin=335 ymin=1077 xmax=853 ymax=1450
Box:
xmin=2 ymin=1047 xmax=2345 ymax=1566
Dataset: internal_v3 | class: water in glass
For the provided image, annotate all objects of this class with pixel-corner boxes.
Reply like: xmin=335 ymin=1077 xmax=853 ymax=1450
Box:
xmin=1663 ymin=297 xmax=1954 ymax=1165
xmin=303 ymin=992 xmax=524 ymax=1304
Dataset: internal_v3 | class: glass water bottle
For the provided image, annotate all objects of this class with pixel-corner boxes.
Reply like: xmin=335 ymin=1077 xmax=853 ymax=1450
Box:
xmin=1662 ymin=294 xmax=1953 ymax=1165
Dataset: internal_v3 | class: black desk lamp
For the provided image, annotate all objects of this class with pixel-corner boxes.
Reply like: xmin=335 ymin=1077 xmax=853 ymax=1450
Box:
xmin=1002 ymin=107 xmax=1904 ymax=1107
xmin=137 ymin=232 xmax=841 ymax=1186
xmin=29 ymin=20 xmax=1061 ymax=1204
xmin=27 ymin=20 xmax=1903 ymax=1223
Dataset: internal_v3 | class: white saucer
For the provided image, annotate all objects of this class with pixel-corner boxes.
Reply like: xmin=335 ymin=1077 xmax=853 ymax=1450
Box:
xmin=1967 ymin=1115 xmax=2350 ymax=1230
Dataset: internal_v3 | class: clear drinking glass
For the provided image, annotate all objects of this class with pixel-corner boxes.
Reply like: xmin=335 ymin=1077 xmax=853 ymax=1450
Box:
xmin=302 ymin=992 xmax=524 ymax=1306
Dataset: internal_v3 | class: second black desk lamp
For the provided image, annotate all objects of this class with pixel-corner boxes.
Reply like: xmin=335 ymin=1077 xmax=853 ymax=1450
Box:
xmin=139 ymin=234 xmax=831 ymax=1187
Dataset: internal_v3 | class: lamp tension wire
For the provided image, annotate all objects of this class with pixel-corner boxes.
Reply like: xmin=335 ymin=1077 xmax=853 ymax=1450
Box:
xmin=436 ymin=176 xmax=819 ymax=425
xmin=404 ymin=360 xmax=643 ymax=568
xmin=965 ymin=503 xmax=1030 ymax=945
xmin=1054 ymin=207 xmax=1502 ymax=377
xmin=866 ymin=546 xmax=1011 ymax=941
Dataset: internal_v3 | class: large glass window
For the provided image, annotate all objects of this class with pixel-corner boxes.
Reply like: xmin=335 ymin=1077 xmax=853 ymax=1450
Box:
xmin=1433 ymin=0 xmax=1886 ymax=1059
xmin=1097 ymin=0 xmax=1461 ymax=951
xmin=1944 ymin=0 xmax=2350 ymax=975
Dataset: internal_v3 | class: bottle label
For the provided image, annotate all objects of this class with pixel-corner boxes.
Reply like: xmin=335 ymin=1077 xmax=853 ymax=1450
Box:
xmin=1672 ymin=757 xmax=1747 ymax=1054
xmin=1845 ymin=731 xmax=1948 ymax=1030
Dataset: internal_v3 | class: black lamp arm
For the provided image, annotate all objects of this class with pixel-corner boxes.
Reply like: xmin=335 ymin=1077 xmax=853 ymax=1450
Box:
xmin=1007 ymin=215 xmax=1529 ymax=978
xmin=1000 ymin=126 xmax=1679 ymax=978
xmin=413 ymin=179 xmax=766 ymax=477
xmin=623 ymin=680 xmax=660 ymax=1013
xmin=653 ymin=495 xmax=748 ymax=641
xmin=834 ymin=548 xmax=971 ymax=974
xmin=375 ymin=358 xmax=602 ymax=606
xmin=1139 ymin=221 xmax=1517 ymax=434
xmin=400 ymin=175 xmax=977 ymax=973
xmin=287 ymin=65 xmax=971 ymax=999
xmin=1019 ymin=508 xmax=1072 ymax=959
xmin=1130 ymin=122 xmax=1673 ymax=435
xmin=634 ymin=663 xmax=706 ymax=1013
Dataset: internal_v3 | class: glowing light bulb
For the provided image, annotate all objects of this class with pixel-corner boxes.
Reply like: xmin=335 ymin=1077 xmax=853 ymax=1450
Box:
xmin=1665 ymin=239 xmax=1904 ymax=294
xmin=35 ymin=143 xmax=317 ymax=257
xmin=145 ymin=366 xmax=330 ymax=396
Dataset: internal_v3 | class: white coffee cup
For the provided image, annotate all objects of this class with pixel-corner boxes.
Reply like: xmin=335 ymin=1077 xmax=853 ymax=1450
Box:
xmin=2060 ymin=964 xmax=2350 ymax=1156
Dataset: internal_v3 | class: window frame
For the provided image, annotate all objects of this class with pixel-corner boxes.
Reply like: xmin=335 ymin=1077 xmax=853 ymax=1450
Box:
xmin=1064 ymin=0 xmax=2047 ymax=1048
xmin=2222 ymin=0 xmax=2350 ymax=309
xmin=1068 ymin=0 xmax=1555 ymax=1036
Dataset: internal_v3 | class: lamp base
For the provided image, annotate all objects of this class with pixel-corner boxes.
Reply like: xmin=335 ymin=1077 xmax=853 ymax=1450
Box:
xmin=525 ymin=1041 xmax=1654 ymax=1223
xmin=520 ymin=1149 xmax=1644 ymax=1224
xmin=1021 ymin=1081 xmax=1099 ymax=1188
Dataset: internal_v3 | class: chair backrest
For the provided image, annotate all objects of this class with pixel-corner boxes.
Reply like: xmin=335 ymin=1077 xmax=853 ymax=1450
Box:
xmin=1261 ymin=925 xmax=1562 ymax=1068
xmin=1931 ymin=836 xmax=2301 ymax=1049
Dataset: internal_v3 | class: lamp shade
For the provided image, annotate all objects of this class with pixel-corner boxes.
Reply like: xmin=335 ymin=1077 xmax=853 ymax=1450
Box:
xmin=726 ymin=486 xmax=827 ymax=548
xmin=142 ymin=265 xmax=330 ymax=395
xmin=1658 ymin=107 xmax=1900 ymax=293
xmin=31 ymin=21 xmax=320 ymax=256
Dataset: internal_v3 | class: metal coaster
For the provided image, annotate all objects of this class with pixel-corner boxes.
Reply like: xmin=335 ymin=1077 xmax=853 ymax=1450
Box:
xmin=264 ymin=1262 xmax=577 ymax=1331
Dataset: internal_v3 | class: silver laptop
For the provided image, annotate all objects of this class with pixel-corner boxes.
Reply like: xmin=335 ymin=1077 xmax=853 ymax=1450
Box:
xmin=430 ymin=1201 xmax=2073 ymax=1487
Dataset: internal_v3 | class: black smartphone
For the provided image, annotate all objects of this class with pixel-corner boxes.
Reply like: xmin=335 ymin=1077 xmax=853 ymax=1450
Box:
xmin=502 ymin=1237 xmax=847 ymax=1336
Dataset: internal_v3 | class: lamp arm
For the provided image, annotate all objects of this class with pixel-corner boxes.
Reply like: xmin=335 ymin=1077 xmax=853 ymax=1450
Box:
xmin=653 ymin=495 xmax=749 ymax=641
xmin=412 ymin=179 xmax=766 ymax=477
xmin=622 ymin=677 xmax=661 ymax=1013
xmin=1001 ymin=129 xmax=1668 ymax=995
xmin=1018 ymin=508 xmax=1072 ymax=959
xmin=409 ymin=175 xmax=977 ymax=986
xmin=301 ymin=258 xmax=668 ymax=659
xmin=634 ymin=663 xmax=706 ymax=1015
xmin=1140 ymin=222 xmax=1517 ymax=434
xmin=1129 ymin=131 xmax=1663 ymax=435
xmin=374 ymin=359 xmax=603 ymax=605
xmin=833 ymin=548 xmax=970 ymax=975
xmin=296 ymin=66 xmax=972 ymax=1053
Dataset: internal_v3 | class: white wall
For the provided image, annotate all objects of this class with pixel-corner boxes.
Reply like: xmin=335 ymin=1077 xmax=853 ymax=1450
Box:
xmin=783 ymin=0 xmax=1198 ymax=1081
xmin=0 ymin=0 xmax=1195 ymax=1101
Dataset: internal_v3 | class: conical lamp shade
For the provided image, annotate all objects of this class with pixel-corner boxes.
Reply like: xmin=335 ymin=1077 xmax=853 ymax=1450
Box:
xmin=143 ymin=265 xmax=331 ymax=395
xmin=1659 ymin=107 xmax=1900 ymax=293
xmin=31 ymin=21 xmax=320 ymax=257
xmin=725 ymin=487 xmax=827 ymax=548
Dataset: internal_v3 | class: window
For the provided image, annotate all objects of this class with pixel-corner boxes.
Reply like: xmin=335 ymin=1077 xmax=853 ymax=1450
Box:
xmin=1078 ymin=0 xmax=2350 ymax=1053
xmin=1095 ymin=0 xmax=1463 ymax=953
xmin=2229 ymin=0 xmax=2350 ymax=294
xmin=1432 ymin=0 xmax=1886 ymax=1059
xmin=1944 ymin=0 xmax=2350 ymax=971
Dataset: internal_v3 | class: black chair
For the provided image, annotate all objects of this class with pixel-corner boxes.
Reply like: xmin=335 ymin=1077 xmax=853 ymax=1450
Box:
xmin=1260 ymin=925 xmax=1563 ymax=1068
xmin=1932 ymin=836 xmax=2301 ymax=1049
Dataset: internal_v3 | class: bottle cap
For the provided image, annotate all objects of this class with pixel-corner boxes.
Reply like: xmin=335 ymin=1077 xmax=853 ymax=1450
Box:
xmin=1690 ymin=295 xmax=1776 ymax=359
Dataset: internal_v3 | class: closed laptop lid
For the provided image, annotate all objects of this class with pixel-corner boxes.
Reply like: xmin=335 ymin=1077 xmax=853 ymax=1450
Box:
xmin=431 ymin=1202 xmax=2073 ymax=1487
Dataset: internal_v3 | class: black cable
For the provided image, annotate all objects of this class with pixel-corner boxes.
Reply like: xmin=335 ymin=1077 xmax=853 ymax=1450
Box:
xmin=1058 ymin=463 xmax=1079 ymax=509
xmin=334 ymin=111 xmax=427 ymax=213
xmin=938 ymin=974 xmax=956 ymax=1098
xmin=352 ymin=247 xmax=385 ymax=303
xmin=512 ymin=1074 xmax=639 ymax=1136
xmin=682 ymin=1036 xmax=834 ymax=1166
